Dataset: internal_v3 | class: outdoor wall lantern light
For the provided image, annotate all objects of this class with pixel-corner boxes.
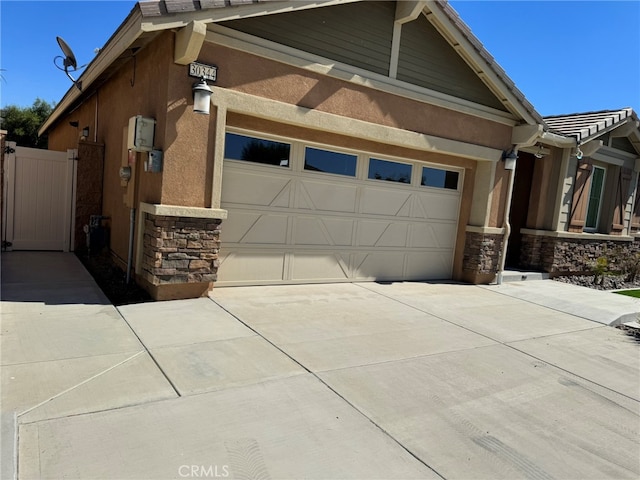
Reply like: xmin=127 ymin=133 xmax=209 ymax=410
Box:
xmin=192 ymin=78 xmax=213 ymax=115
xmin=81 ymin=126 xmax=90 ymax=140
xmin=502 ymin=149 xmax=518 ymax=171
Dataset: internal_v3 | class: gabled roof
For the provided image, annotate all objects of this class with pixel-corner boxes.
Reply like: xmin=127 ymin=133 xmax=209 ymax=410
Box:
xmin=137 ymin=0 xmax=543 ymax=123
xmin=543 ymin=108 xmax=639 ymax=145
xmin=433 ymin=1 xmax=542 ymax=125
xmin=41 ymin=0 xmax=544 ymax=135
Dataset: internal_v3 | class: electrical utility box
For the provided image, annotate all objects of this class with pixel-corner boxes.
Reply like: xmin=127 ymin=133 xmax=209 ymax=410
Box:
xmin=127 ymin=116 xmax=155 ymax=152
xmin=146 ymin=149 xmax=164 ymax=173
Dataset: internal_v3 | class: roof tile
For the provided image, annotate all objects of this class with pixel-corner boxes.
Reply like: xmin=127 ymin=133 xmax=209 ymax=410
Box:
xmin=543 ymin=108 xmax=636 ymax=143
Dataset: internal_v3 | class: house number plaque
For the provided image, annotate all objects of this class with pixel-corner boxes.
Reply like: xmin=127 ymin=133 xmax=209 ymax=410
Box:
xmin=189 ymin=62 xmax=217 ymax=82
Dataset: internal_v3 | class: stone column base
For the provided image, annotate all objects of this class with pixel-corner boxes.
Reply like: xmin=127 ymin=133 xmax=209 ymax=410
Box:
xmin=136 ymin=277 xmax=213 ymax=301
xmin=461 ymin=228 xmax=504 ymax=284
xmin=136 ymin=203 xmax=227 ymax=301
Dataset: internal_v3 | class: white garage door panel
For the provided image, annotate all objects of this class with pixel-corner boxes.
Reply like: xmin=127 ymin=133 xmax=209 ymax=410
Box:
xmin=290 ymin=253 xmax=350 ymax=281
xmin=358 ymin=221 xmax=409 ymax=247
xmin=221 ymin=169 xmax=292 ymax=207
xmin=415 ymin=192 xmax=460 ymax=220
xmin=352 ymin=252 xmax=406 ymax=280
xmin=222 ymin=211 xmax=289 ymax=244
xmin=360 ymin=188 xmax=412 ymax=216
xmin=297 ymin=179 xmax=357 ymax=213
xmin=410 ymin=222 xmax=457 ymax=248
xmin=405 ymin=252 xmax=453 ymax=280
xmin=218 ymin=251 xmax=286 ymax=282
xmin=294 ymin=217 xmax=354 ymax=246
xmin=218 ymin=153 xmax=461 ymax=286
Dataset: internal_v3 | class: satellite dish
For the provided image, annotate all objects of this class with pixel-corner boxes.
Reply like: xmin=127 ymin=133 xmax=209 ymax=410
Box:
xmin=56 ymin=36 xmax=78 ymax=70
xmin=54 ymin=36 xmax=83 ymax=91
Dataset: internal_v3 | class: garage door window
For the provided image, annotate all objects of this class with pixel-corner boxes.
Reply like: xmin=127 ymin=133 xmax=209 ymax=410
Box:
xmin=225 ymin=132 xmax=291 ymax=167
xmin=304 ymin=147 xmax=357 ymax=177
xmin=368 ymin=158 xmax=412 ymax=184
xmin=421 ymin=167 xmax=459 ymax=190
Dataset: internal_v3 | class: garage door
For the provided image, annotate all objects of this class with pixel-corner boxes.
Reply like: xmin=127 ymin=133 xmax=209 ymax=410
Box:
xmin=218 ymin=131 xmax=462 ymax=286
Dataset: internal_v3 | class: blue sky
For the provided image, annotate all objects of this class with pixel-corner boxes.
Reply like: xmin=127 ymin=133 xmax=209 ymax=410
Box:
xmin=1 ymin=1 xmax=639 ymax=117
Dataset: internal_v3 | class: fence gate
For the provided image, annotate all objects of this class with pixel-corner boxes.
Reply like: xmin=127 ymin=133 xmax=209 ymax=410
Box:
xmin=2 ymin=143 xmax=75 ymax=251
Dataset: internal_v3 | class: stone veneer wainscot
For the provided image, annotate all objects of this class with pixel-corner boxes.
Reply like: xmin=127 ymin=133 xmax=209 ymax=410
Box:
xmin=136 ymin=203 xmax=228 ymax=293
xmin=463 ymin=227 xmax=505 ymax=276
xmin=519 ymin=229 xmax=640 ymax=275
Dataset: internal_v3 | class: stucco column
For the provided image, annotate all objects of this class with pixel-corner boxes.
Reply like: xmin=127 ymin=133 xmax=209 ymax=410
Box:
xmin=160 ymin=63 xmax=213 ymax=208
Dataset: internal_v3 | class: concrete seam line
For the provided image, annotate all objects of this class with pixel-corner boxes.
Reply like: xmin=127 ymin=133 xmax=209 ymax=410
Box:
xmin=355 ymin=283 xmax=640 ymax=405
xmin=13 ymin=411 xmax=18 ymax=480
xmin=115 ymin=307 xmax=183 ymax=398
xmin=478 ymin=284 xmax=617 ymax=326
xmin=206 ymin=297 xmax=447 ymax=480
xmin=503 ymin=346 xmax=640 ymax=409
xmin=16 ymin=351 xmax=145 ymax=418
xmin=354 ymin=283 xmax=500 ymax=345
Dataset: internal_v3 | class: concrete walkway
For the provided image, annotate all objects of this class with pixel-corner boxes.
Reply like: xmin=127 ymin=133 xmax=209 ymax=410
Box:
xmin=483 ymin=279 xmax=640 ymax=326
xmin=2 ymin=252 xmax=639 ymax=479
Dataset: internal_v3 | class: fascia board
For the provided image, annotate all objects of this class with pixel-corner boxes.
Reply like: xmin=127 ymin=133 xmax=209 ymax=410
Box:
xmin=538 ymin=131 xmax=575 ymax=148
xmin=140 ymin=0 xmax=362 ymax=32
xmin=40 ymin=9 xmax=144 ymax=136
xmin=206 ymin=25 xmax=518 ymax=126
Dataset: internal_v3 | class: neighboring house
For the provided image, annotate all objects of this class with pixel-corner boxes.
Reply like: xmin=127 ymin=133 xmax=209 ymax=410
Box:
xmin=38 ymin=0 xmax=639 ymax=300
xmin=510 ymin=109 xmax=640 ymax=274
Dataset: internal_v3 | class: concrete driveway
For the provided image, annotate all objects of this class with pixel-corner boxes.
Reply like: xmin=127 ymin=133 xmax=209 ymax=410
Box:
xmin=2 ymin=252 xmax=639 ymax=479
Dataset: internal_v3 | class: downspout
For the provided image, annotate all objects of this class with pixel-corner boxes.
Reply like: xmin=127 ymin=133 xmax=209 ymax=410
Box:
xmin=126 ymin=207 xmax=135 ymax=284
xmin=94 ymin=92 xmax=99 ymax=143
xmin=496 ymin=149 xmax=517 ymax=285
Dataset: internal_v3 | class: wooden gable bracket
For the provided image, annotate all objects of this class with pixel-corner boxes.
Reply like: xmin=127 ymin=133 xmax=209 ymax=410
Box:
xmin=174 ymin=20 xmax=207 ymax=65
xmin=579 ymin=139 xmax=603 ymax=158
xmin=609 ymin=119 xmax=640 ymax=138
xmin=511 ymin=124 xmax=543 ymax=147
xmin=395 ymin=0 xmax=427 ymax=23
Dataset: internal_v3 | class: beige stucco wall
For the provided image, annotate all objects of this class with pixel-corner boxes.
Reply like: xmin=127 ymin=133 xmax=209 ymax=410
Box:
xmin=48 ymin=98 xmax=97 ymax=153
xmin=489 ymin=161 xmax=509 ymax=228
xmin=200 ymin=43 xmax=512 ymax=150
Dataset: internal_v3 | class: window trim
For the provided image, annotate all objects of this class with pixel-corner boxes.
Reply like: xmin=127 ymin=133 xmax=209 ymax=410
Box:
xmin=584 ymin=165 xmax=606 ymax=232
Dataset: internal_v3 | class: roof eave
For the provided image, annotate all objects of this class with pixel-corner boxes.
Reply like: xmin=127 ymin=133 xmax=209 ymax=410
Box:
xmin=39 ymin=5 xmax=145 ymax=136
xmin=138 ymin=0 xmax=361 ymax=32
